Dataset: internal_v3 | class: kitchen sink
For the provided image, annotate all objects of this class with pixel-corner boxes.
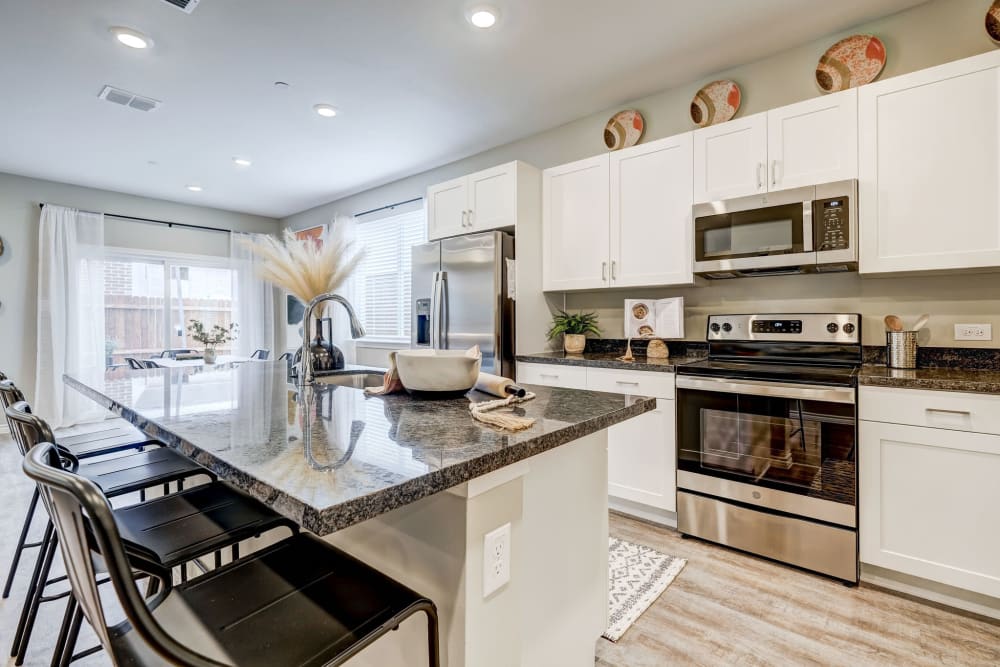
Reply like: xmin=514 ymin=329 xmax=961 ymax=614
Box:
xmin=313 ymin=371 xmax=385 ymax=389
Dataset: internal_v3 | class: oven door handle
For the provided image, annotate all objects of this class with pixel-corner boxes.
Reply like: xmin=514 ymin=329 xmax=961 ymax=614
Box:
xmin=676 ymin=375 xmax=855 ymax=404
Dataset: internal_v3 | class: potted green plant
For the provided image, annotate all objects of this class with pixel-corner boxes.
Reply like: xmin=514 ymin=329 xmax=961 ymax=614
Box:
xmin=547 ymin=310 xmax=600 ymax=354
xmin=187 ymin=320 xmax=239 ymax=364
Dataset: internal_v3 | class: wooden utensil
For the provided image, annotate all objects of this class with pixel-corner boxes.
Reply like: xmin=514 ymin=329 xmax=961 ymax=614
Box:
xmin=884 ymin=315 xmax=904 ymax=332
xmin=911 ymin=314 xmax=930 ymax=331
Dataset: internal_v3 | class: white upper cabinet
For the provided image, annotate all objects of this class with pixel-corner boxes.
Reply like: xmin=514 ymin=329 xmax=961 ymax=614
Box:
xmin=693 ymin=92 xmax=859 ymax=203
xmin=859 ymin=51 xmax=1000 ymax=274
xmin=427 ymin=176 xmax=468 ymax=241
xmin=693 ymin=113 xmax=767 ymax=202
xmin=610 ymin=133 xmax=694 ymax=287
xmin=543 ymin=154 xmax=611 ymax=291
xmin=767 ymin=88 xmax=858 ymax=190
xmin=427 ymin=161 xmax=538 ymax=241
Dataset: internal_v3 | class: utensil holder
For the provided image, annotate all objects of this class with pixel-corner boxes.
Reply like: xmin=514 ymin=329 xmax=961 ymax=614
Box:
xmin=886 ymin=331 xmax=918 ymax=369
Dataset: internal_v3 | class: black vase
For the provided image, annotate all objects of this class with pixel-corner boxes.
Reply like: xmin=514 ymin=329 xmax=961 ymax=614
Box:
xmin=295 ymin=317 xmax=344 ymax=374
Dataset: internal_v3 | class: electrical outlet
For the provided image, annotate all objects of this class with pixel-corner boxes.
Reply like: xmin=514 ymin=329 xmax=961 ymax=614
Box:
xmin=483 ymin=522 xmax=511 ymax=597
xmin=954 ymin=323 xmax=992 ymax=341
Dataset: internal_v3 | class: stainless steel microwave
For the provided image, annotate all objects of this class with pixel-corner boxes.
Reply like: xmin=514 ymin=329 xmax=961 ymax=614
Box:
xmin=693 ymin=179 xmax=857 ymax=279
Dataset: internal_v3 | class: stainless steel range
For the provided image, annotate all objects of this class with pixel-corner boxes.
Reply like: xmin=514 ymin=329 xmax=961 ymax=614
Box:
xmin=676 ymin=313 xmax=861 ymax=582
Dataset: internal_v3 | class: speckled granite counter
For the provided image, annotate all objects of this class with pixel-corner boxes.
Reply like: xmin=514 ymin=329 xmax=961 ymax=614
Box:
xmin=65 ymin=361 xmax=654 ymax=535
xmin=516 ymin=351 xmax=706 ymax=373
xmin=858 ymin=365 xmax=1000 ymax=394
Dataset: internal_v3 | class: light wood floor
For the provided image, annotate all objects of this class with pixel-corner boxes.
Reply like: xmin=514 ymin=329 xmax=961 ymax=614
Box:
xmin=2 ymin=433 xmax=998 ymax=666
xmin=598 ymin=512 xmax=1000 ymax=667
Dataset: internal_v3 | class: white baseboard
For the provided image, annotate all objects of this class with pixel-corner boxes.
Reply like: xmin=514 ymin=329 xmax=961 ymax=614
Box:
xmin=862 ymin=563 xmax=1000 ymax=621
xmin=609 ymin=495 xmax=677 ymax=529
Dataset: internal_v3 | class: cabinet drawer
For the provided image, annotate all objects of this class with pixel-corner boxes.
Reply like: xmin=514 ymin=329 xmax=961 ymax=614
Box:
xmin=585 ymin=367 xmax=674 ymax=399
xmin=860 ymin=386 xmax=1000 ymax=435
xmin=516 ymin=363 xmax=587 ymax=389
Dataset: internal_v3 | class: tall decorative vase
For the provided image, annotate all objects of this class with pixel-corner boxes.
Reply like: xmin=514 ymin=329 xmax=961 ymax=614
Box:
xmin=204 ymin=348 xmax=217 ymax=364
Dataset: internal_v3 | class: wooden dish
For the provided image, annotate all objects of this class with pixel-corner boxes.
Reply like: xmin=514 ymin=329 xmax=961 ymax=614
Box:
xmin=816 ymin=34 xmax=886 ymax=92
xmin=690 ymin=80 xmax=741 ymax=127
xmin=988 ymin=1 xmax=1000 ymax=43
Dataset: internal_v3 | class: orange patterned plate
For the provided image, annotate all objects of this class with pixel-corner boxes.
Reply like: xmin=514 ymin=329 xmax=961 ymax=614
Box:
xmin=987 ymin=0 xmax=1000 ymax=43
xmin=604 ymin=109 xmax=644 ymax=151
xmin=690 ymin=80 xmax=741 ymax=128
xmin=816 ymin=34 xmax=886 ymax=92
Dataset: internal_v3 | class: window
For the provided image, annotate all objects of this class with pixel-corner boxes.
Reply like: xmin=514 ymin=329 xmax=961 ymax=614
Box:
xmin=103 ymin=250 xmax=237 ymax=366
xmin=353 ymin=209 xmax=426 ymax=342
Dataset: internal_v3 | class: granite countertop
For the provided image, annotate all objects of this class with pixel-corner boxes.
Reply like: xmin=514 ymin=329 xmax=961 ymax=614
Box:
xmin=65 ymin=362 xmax=654 ymax=535
xmin=858 ymin=365 xmax=1000 ymax=394
xmin=516 ymin=351 xmax=707 ymax=373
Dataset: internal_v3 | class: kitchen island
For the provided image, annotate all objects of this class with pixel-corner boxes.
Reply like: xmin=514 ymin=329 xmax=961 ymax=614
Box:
xmin=66 ymin=361 xmax=655 ymax=667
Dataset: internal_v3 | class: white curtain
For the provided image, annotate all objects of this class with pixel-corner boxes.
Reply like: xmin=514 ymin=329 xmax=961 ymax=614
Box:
xmin=328 ymin=215 xmax=359 ymax=365
xmin=35 ymin=205 xmax=107 ymax=428
xmin=230 ymin=232 xmax=276 ymax=359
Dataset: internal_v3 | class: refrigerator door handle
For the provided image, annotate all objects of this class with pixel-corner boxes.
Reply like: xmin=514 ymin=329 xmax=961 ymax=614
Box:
xmin=438 ymin=271 xmax=448 ymax=349
xmin=430 ymin=272 xmax=441 ymax=349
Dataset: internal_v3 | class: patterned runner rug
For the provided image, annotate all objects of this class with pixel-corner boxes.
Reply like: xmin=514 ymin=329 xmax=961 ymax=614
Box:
xmin=604 ymin=537 xmax=687 ymax=642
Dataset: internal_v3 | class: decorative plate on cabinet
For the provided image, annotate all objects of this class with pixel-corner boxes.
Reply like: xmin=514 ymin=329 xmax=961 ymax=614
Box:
xmin=604 ymin=109 xmax=644 ymax=150
xmin=690 ymin=80 xmax=741 ymax=127
xmin=816 ymin=34 xmax=886 ymax=92
xmin=987 ymin=1 xmax=1000 ymax=43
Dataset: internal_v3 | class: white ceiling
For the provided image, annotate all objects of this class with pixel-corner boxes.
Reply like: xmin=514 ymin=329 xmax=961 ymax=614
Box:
xmin=0 ymin=0 xmax=924 ymax=218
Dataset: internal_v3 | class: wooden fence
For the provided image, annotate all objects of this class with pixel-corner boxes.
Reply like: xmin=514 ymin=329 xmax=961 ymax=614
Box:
xmin=105 ymin=295 xmax=234 ymax=364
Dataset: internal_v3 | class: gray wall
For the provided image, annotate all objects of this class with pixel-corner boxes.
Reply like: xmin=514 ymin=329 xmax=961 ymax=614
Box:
xmin=0 ymin=171 xmax=279 ymax=401
xmin=283 ymin=0 xmax=1000 ymax=353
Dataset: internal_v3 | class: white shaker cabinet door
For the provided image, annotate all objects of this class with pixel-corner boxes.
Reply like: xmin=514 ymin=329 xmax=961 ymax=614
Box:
xmin=859 ymin=51 xmax=1000 ymax=274
xmin=542 ymin=154 xmax=611 ymax=291
xmin=693 ymin=112 xmax=767 ymax=203
xmin=467 ymin=162 xmax=516 ymax=233
xmin=767 ymin=88 xmax=858 ymax=191
xmin=607 ymin=399 xmax=676 ymax=512
xmin=859 ymin=419 xmax=1000 ymax=598
xmin=610 ymin=133 xmax=694 ymax=288
xmin=427 ymin=176 xmax=469 ymax=241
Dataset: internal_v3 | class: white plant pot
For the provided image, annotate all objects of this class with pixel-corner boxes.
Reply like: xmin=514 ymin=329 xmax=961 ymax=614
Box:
xmin=204 ymin=348 xmax=217 ymax=364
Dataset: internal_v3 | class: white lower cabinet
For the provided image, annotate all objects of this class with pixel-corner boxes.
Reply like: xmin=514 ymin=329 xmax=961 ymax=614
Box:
xmin=516 ymin=363 xmax=676 ymax=520
xmin=860 ymin=387 xmax=1000 ymax=599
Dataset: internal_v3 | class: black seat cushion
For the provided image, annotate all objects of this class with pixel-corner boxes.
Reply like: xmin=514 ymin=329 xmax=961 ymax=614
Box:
xmin=112 ymin=534 xmax=432 ymax=667
xmin=79 ymin=447 xmax=210 ymax=497
xmin=115 ymin=481 xmax=296 ymax=568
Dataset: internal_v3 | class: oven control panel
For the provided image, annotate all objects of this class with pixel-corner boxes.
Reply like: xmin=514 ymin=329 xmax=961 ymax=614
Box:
xmin=814 ymin=197 xmax=850 ymax=251
xmin=707 ymin=313 xmax=861 ymax=343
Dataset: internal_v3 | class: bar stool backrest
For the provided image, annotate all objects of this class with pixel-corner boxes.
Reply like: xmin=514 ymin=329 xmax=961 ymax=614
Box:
xmin=125 ymin=358 xmax=146 ymax=370
xmin=23 ymin=444 xmax=229 ymax=667
xmin=0 ymin=379 xmax=29 ymax=444
xmin=250 ymin=349 xmax=270 ymax=360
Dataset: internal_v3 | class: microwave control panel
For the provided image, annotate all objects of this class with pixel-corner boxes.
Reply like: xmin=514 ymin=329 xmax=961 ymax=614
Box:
xmin=815 ymin=197 xmax=850 ymax=251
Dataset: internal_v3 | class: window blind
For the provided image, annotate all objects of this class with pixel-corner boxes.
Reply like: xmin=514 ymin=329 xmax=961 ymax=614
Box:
xmin=354 ymin=209 xmax=426 ymax=341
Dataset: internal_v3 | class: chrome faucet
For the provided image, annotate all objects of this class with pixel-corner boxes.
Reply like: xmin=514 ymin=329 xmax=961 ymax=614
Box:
xmin=298 ymin=292 xmax=366 ymax=386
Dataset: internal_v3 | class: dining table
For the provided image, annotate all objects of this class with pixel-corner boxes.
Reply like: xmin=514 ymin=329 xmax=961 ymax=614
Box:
xmin=145 ymin=355 xmax=250 ymax=368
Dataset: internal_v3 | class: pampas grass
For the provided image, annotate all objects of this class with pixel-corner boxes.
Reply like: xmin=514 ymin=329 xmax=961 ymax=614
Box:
xmin=241 ymin=226 xmax=363 ymax=306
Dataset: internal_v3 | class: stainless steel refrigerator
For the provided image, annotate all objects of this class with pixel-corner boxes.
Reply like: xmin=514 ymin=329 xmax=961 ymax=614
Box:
xmin=411 ymin=231 xmax=515 ymax=378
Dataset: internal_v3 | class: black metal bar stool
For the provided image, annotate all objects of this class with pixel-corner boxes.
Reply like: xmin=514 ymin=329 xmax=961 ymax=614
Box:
xmin=0 ymin=378 xmax=158 ymax=600
xmin=24 ymin=441 xmax=441 ymax=667
xmin=3 ymin=399 xmax=214 ymax=665
xmin=6 ymin=403 xmax=301 ymax=666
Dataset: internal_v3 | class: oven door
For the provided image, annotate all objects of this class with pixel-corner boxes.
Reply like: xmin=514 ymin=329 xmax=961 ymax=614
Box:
xmin=693 ymin=199 xmax=815 ymax=274
xmin=676 ymin=375 xmax=856 ymax=527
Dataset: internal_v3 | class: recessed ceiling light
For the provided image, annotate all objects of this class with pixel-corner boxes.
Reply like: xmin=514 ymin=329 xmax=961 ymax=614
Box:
xmin=110 ymin=26 xmax=152 ymax=49
xmin=232 ymin=157 xmax=252 ymax=167
xmin=313 ymin=104 xmax=338 ymax=118
xmin=186 ymin=185 xmax=203 ymax=192
xmin=467 ymin=6 xmax=499 ymax=28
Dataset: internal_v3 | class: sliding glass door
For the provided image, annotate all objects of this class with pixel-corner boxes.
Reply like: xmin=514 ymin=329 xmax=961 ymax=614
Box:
xmin=104 ymin=250 xmax=236 ymax=366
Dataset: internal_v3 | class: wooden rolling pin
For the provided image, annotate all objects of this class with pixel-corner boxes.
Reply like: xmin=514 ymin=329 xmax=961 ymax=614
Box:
xmin=475 ymin=373 xmax=527 ymax=398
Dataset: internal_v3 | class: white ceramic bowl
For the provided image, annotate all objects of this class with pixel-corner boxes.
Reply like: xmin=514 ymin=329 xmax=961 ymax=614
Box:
xmin=395 ymin=349 xmax=482 ymax=398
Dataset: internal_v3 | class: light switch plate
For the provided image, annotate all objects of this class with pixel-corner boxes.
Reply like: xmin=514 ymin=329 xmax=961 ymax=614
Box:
xmin=954 ymin=323 xmax=992 ymax=341
xmin=483 ymin=523 xmax=511 ymax=597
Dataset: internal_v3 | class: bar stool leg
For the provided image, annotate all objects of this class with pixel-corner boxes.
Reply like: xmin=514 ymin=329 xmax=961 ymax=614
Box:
xmin=425 ymin=607 xmax=441 ymax=667
xmin=10 ymin=521 xmax=52 ymax=657
xmin=3 ymin=489 xmax=40 ymax=599
xmin=15 ymin=528 xmax=59 ymax=664
xmin=50 ymin=596 xmax=76 ymax=667
xmin=58 ymin=604 xmax=85 ymax=667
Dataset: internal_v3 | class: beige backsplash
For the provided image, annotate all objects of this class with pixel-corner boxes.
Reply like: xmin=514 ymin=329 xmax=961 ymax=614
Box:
xmin=562 ymin=272 xmax=1000 ymax=348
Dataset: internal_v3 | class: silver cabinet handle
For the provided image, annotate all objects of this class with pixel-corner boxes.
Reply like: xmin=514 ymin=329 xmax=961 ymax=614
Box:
xmin=461 ymin=210 xmax=468 ymax=227
xmin=756 ymin=162 xmax=764 ymax=190
xmin=611 ymin=260 xmax=617 ymax=280
xmin=467 ymin=209 xmax=474 ymax=228
xmin=540 ymin=373 xmax=558 ymax=378
xmin=615 ymin=380 xmax=640 ymax=386
xmin=926 ymin=408 xmax=972 ymax=416
xmin=602 ymin=261 xmax=608 ymax=281
xmin=771 ymin=160 xmax=778 ymax=186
